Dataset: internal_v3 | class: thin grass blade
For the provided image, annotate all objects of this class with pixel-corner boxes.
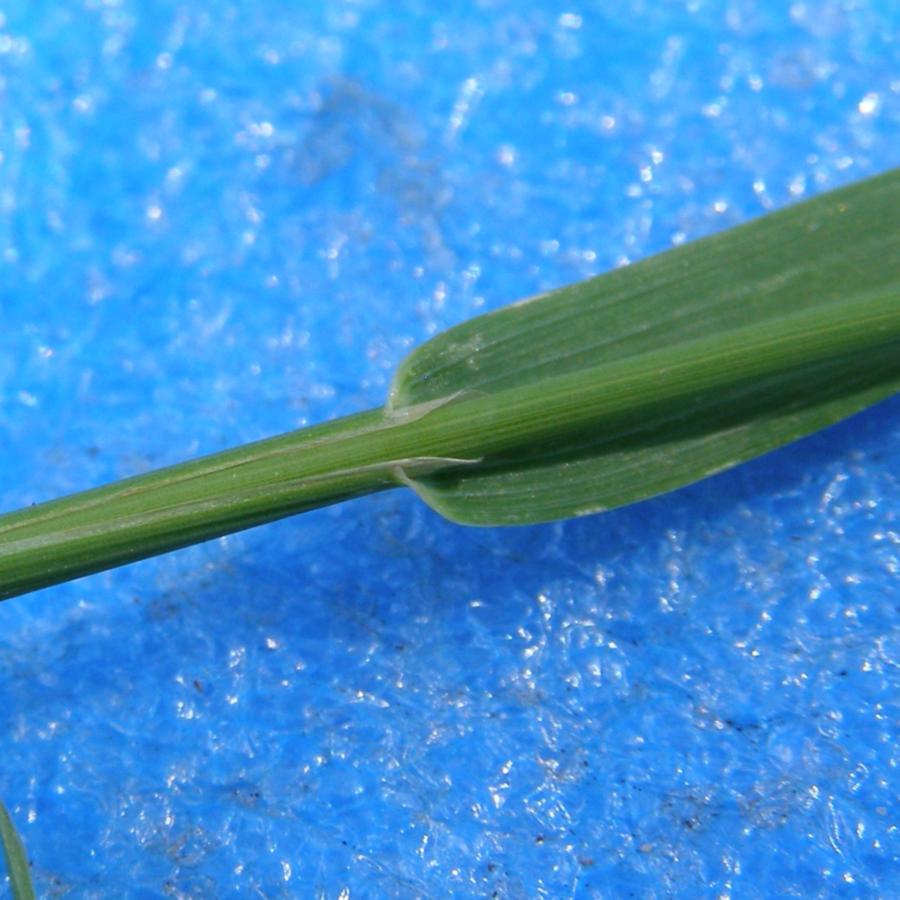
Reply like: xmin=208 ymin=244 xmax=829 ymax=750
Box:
xmin=0 ymin=800 xmax=36 ymax=900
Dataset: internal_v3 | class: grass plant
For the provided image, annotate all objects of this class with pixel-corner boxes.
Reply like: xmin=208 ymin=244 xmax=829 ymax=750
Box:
xmin=0 ymin=168 xmax=897 ymax=601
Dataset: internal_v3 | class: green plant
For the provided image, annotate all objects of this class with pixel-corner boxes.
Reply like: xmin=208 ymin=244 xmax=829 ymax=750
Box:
xmin=0 ymin=800 xmax=35 ymax=900
xmin=0 ymin=168 xmax=898 ymax=601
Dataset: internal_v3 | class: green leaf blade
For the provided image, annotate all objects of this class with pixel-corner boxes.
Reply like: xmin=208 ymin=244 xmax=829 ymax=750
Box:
xmin=390 ymin=169 xmax=900 ymax=525
xmin=0 ymin=800 xmax=36 ymax=900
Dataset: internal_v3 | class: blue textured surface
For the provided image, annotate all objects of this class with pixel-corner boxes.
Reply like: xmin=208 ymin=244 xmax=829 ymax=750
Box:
xmin=1 ymin=2 xmax=899 ymax=896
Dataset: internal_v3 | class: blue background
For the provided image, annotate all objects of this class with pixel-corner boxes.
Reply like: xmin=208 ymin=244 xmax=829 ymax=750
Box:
xmin=1 ymin=1 xmax=899 ymax=896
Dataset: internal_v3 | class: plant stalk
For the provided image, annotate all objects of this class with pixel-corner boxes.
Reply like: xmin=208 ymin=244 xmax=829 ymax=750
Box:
xmin=1 ymin=286 xmax=898 ymax=600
